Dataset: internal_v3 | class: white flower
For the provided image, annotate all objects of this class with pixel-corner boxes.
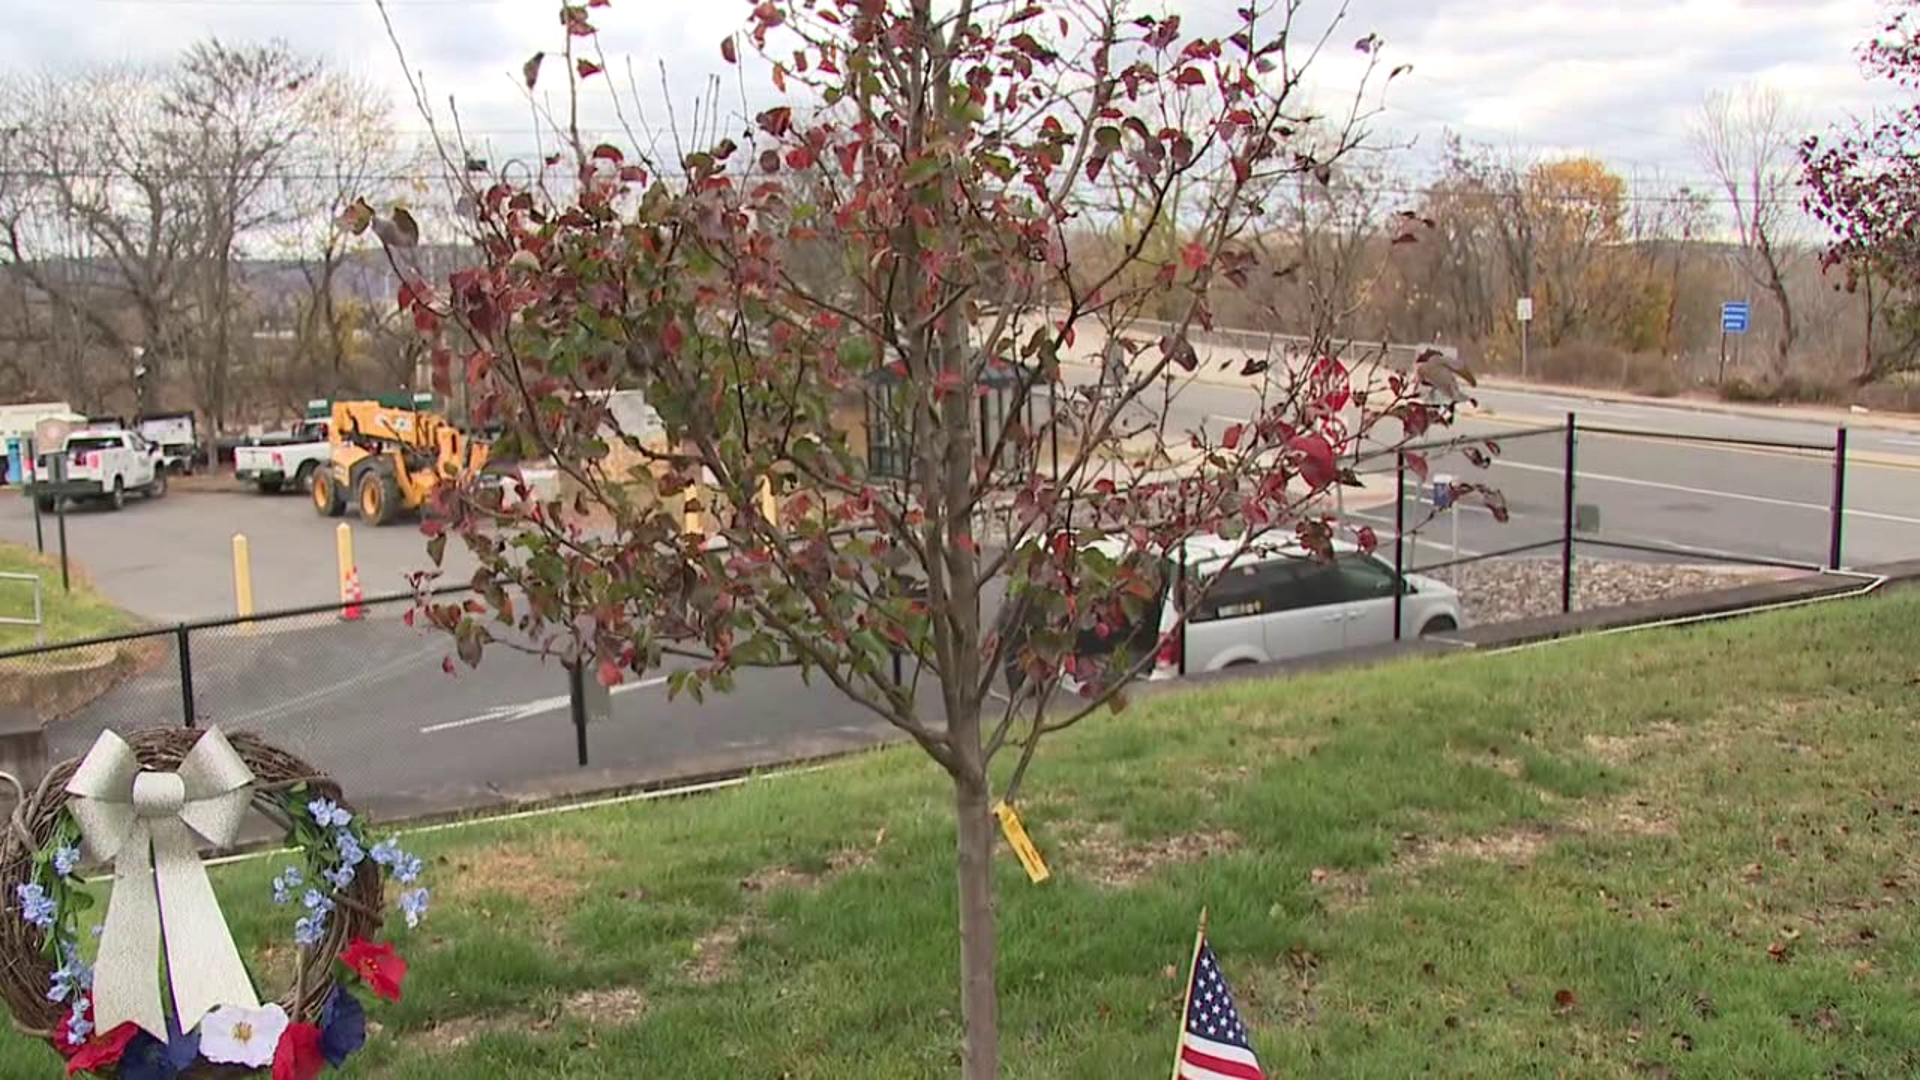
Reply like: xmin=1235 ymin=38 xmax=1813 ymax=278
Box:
xmin=198 ymin=1003 xmax=290 ymax=1068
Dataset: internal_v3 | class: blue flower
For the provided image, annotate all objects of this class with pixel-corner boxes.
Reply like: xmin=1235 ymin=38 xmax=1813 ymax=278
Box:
xmin=398 ymin=887 xmax=431 ymax=929
xmin=302 ymin=889 xmax=335 ymax=916
xmin=323 ymin=864 xmax=357 ymax=891
xmin=318 ymin=986 xmax=366 ymax=1067
xmin=369 ymin=838 xmax=402 ymax=867
xmin=335 ymin=831 xmax=365 ymax=869
xmin=52 ymin=846 xmax=81 ymax=879
xmin=15 ymin=883 xmax=55 ymax=930
xmin=293 ymin=912 xmax=328 ymax=948
xmin=116 ymin=1007 xmax=199 ymax=1080
xmin=65 ymin=997 xmax=93 ymax=1046
xmin=46 ymin=945 xmax=91 ymax=1003
xmin=307 ymin=798 xmax=352 ymax=829
xmin=271 ymin=866 xmax=304 ymax=905
xmin=393 ymin=854 xmax=424 ymax=885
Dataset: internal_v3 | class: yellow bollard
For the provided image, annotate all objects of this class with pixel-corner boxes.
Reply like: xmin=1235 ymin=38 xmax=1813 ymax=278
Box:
xmin=231 ymin=534 xmax=254 ymax=623
xmin=335 ymin=522 xmax=354 ymax=607
xmin=757 ymin=475 xmax=777 ymax=526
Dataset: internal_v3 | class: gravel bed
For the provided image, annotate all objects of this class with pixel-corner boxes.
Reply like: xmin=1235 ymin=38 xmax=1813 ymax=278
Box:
xmin=1435 ymin=556 xmax=1800 ymax=626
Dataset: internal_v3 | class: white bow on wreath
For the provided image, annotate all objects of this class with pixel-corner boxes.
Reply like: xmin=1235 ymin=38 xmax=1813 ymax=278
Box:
xmin=65 ymin=727 xmax=261 ymax=1039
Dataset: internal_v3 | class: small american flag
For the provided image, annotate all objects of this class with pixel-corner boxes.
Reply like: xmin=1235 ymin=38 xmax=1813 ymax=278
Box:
xmin=1175 ymin=937 xmax=1267 ymax=1080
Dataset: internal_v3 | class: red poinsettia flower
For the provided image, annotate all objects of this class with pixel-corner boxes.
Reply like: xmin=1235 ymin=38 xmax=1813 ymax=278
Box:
xmin=340 ymin=939 xmax=407 ymax=1002
xmin=271 ymin=1022 xmax=326 ymax=1080
xmin=65 ymin=1022 xmax=139 ymax=1077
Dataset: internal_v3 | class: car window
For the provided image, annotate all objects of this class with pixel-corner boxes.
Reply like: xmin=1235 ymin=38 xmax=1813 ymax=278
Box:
xmin=1265 ymin=559 xmax=1345 ymax=611
xmin=1190 ymin=563 xmax=1274 ymax=623
xmin=1334 ymin=554 xmax=1399 ymax=601
xmin=66 ymin=437 xmax=121 ymax=453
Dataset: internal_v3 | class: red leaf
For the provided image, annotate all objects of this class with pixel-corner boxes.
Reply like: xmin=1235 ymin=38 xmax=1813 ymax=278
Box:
xmin=597 ymin=658 xmax=624 ymax=687
xmin=591 ymin=143 xmax=624 ymax=164
xmin=1404 ymin=450 xmax=1429 ymax=481
xmin=661 ymin=319 xmax=685 ymax=355
xmin=576 ymin=58 xmax=603 ymax=79
xmin=1356 ymin=526 xmax=1378 ymax=553
xmin=756 ymin=106 xmax=793 ymax=137
xmin=1181 ymin=241 xmax=1209 ymax=272
xmin=1287 ymin=432 xmax=1338 ymax=490
xmin=522 ymin=52 xmax=545 ymax=90
xmin=1174 ymin=67 xmax=1207 ymax=87
xmin=1222 ymin=423 xmax=1244 ymax=450
xmin=721 ymin=35 xmax=738 ymax=64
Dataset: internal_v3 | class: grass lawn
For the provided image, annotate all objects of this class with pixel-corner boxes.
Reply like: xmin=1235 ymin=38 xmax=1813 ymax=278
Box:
xmin=0 ymin=542 xmax=141 ymax=651
xmin=6 ymin=589 xmax=1920 ymax=1078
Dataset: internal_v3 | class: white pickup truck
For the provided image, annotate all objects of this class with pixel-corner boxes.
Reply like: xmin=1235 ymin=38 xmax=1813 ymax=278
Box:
xmin=234 ymin=418 xmax=331 ymax=494
xmin=26 ymin=429 xmax=168 ymax=512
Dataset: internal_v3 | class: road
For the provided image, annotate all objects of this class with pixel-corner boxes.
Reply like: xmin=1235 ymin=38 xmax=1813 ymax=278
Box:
xmin=6 ymin=379 xmax=1919 ymax=821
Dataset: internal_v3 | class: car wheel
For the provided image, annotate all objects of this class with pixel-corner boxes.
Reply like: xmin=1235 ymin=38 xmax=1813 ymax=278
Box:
xmin=1420 ymin=615 xmax=1458 ymax=637
xmin=257 ymin=478 xmax=285 ymax=495
xmin=294 ymin=461 xmax=318 ymax=492
xmin=147 ymin=472 xmax=167 ymax=499
xmin=108 ymin=478 xmax=125 ymax=511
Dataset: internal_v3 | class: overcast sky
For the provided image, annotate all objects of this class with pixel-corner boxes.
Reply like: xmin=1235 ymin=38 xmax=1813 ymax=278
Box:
xmin=6 ymin=0 xmax=1900 ymax=195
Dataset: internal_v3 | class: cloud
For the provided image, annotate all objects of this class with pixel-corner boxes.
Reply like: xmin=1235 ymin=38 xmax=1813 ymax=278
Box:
xmin=5 ymin=0 xmax=1901 ymax=188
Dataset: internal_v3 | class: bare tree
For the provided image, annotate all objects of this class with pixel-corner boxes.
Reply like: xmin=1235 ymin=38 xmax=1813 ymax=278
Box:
xmin=1693 ymin=86 xmax=1802 ymax=377
xmin=163 ymin=39 xmax=321 ymax=454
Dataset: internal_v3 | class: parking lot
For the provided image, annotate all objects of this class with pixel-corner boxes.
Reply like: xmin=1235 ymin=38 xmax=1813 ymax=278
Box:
xmin=0 ymin=482 xmax=476 ymax=621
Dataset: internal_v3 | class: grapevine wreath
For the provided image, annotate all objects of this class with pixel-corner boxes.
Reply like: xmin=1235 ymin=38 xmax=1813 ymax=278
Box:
xmin=0 ymin=728 xmax=430 ymax=1079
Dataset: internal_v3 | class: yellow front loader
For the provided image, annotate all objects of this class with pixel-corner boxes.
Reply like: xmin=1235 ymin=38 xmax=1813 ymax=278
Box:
xmin=310 ymin=400 xmax=491 ymax=526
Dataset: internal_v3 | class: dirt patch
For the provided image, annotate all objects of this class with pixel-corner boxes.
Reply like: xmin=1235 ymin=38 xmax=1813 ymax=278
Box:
xmin=686 ymin=917 xmax=757 ymax=984
xmin=1572 ymin=795 xmax=1678 ymax=838
xmin=1584 ymin=722 xmax=1684 ymax=767
xmin=444 ymin=836 xmax=594 ymax=908
xmin=407 ymin=985 xmax=648 ymax=1055
xmin=1308 ymin=865 xmax=1370 ymax=912
xmin=1063 ymin=826 xmax=1241 ymax=888
xmin=1395 ymin=823 xmax=1557 ymax=873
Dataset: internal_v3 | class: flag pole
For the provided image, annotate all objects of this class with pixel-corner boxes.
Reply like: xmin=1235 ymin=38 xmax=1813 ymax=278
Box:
xmin=1170 ymin=907 xmax=1209 ymax=1080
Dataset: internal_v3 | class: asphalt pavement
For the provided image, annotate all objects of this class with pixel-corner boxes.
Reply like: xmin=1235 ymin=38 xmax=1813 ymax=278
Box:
xmin=5 ymin=377 xmax=1919 ymax=821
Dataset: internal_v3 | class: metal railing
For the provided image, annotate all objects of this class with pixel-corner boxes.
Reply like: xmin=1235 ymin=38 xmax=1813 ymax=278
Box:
xmin=0 ymin=572 xmax=44 ymax=645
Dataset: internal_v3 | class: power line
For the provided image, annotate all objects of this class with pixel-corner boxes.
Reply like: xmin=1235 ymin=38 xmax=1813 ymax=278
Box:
xmin=0 ymin=165 xmax=1806 ymax=208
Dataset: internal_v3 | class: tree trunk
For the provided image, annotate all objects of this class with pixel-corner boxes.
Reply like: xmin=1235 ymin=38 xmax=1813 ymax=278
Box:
xmin=953 ymin=768 xmax=999 ymax=1080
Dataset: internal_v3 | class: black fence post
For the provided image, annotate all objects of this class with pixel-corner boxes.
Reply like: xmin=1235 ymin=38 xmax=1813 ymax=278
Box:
xmin=568 ymin=663 xmax=590 ymax=767
xmin=1393 ymin=450 xmax=1406 ymax=641
xmin=56 ymin=505 xmax=69 ymax=594
xmin=175 ymin=624 xmax=196 ymax=728
xmin=1830 ymin=426 xmax=1848 ymax=571
xmin=1561 ymin=411 xmax=1576 ymax=614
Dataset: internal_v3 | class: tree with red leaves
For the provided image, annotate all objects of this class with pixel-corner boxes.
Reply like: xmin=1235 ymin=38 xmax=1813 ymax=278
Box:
xmin=363 ymin=1 xmax=1479 ymax=1074
xmin=1803 ymin=1 xmax=1920 ymax=383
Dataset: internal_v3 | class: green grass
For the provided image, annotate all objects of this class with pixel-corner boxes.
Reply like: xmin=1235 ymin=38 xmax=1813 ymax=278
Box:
xmin=0 ymin=542 xmax=141 ymax=650
xmin=8 ymin=590 xmax=1920 ymax=1078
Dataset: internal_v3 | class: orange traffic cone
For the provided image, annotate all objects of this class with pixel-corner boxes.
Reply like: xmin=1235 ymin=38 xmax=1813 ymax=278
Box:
xmin=340 ymin=566 xmax=365 ymax=621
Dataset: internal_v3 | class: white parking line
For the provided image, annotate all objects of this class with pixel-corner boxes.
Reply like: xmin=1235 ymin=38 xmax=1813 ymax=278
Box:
xmin=1493 ymin=459 xmax=1920 ymax=526
xmin=420 ymin=674 xmax=671 ymax=734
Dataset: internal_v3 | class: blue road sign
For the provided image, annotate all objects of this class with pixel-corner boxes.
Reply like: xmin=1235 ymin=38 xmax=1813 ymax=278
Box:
xmin=1721 ymin=301 xmax=1751 ymax=334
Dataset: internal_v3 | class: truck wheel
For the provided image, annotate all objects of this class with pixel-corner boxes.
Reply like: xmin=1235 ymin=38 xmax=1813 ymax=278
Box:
xmin=357 ymin=469 xmax=402 ymax=527
xmin=312 ymin=470 xmax=346 ymax=517
xmin=146 ymin=472 xmax=168 ymax=499
xmin=294 ymin=461 xmax=317 ymax=492
xmin=1420 ymin=615 xmax=1458 ymax=637
xmin=108 ymin=478 xmax=125 ymax=511
xmin=257 ymin=478 xmax=284 ymax=495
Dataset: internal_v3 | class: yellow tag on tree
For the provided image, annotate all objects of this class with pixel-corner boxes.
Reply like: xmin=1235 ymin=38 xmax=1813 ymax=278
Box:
xmin=992 ymin=800 xmax=1051 ymax=884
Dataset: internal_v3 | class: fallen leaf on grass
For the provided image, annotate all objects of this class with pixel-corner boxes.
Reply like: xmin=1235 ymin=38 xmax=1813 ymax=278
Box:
xmin=1768 ymin=940 xmax=1792 ymax=963
xmin=1552 ymin=988 xmax=1578 ymax=1014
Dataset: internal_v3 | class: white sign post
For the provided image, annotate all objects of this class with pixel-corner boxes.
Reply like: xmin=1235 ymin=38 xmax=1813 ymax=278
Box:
xmin=1516 ymin=297 xmax=1534 ymax=379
